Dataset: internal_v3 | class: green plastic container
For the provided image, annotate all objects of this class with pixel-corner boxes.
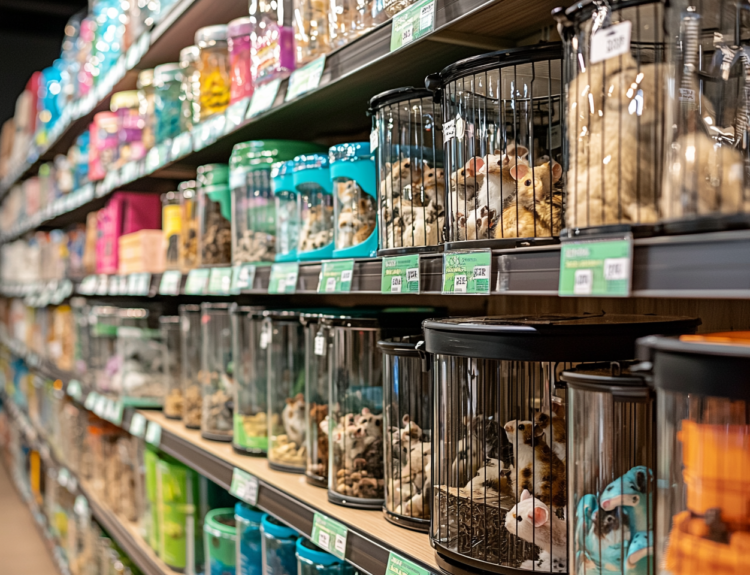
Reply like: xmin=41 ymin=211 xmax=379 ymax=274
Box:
xmin=144 ymin=445 xmax=160 ymax=552
xmin=204 ymin=508 xmax=238 ymax=575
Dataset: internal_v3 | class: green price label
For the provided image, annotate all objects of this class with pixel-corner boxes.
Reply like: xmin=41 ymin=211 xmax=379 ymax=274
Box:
xmin=185 ymin=269 xmax=210 ymax=295
xmin=268 ymin=263 xmax=299 ymax=294
xmin=192 ymin=114 xmax=226 ymax=151
xmin=120 ymin=159 xmax=142 ymax=184
xmin=225 ymin=98 xmax=250 ymax=133
xmin=559 ymin=235 xmax=633 ymax=297
xmin=311 ymin=513 xmax=348 ymax=560
xmin=105 ymin=400 xmax=123 ymax=426
xmin=229 ymin=468 xmax=259 ymax=505
xmin=231 ymin=263 xmax=258 ymax=293
xmin=318 ymin=260 xmax=354 ymax=293
xmin=442 ymin=250 xmax=492 ymax=294
xmin=145 ymin=142 xmax=170 ymax=173
xmin=247 ymin=79 xmax=281 ymax=118
xmin=78 ymin=276 xmax=97 ymax=295
xmin=66 ymin=380 xmax=83 ymax=402
xmin=93 ymin=395 xmax=108 ymax=418
xmin=145 ymin=421 xmax=162 ymax=447
xmin=381 ymin=255 xmax=420 ymax=293
xmin=96 ymin=275 xmax=109 ymax=296
xmin=129 ymin=412 xmax=147 ymax=438
xmin=84 ymin=392 xmax=98 ymax=411
xmin=390 ymin=0 xmax=435 ymax=51
xmin=208 ymin=267 xmax=233 ymax=295
xmin=386 ymin=553 xmax=431 ymax=575
xmin=171 ymin=131 xmax=193 ymax=159
xmin=159 ymin=270 xmax=182 ymax=295
xmin=286 ymin=56 xmax=326 ymax=102
xmin=129 ymin=273 xmax=151 ymax=296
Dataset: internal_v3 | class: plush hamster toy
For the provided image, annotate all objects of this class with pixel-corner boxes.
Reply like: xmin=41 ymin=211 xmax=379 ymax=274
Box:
xmin=575 ymin=493 xmax=628 ymax=574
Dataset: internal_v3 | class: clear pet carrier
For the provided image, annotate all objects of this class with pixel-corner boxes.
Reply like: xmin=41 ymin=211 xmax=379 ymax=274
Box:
xmin=639 ymin=332 xmax=750 ymax=575
xmin=562 ymin=362 xmax=655 ymax=575
xmin=161 ymin=316 xmax=182 ymax=419
xmin=266 ymin=310 xmax=306 ymax=472
xmin=426 ymin=45 xmax=563 ymax=249
xmin=231 ymin=304 xmax=268 ymax=456
xmin=423 ymin=314 xmax=698 ymax=575
xmin=369 ymin=87 xmax=444 ymax=255
xmin=179 ymin=304 xmax=202 ymax=429
xmin=201 ymin=303 xmax=234 ymax=442
xmin=661 ymin=1 xmax=750 ymax=232
xmin=379 ymin=335 xmax=432 ymax=531
xmin=554 ymin=1 xmax=666 ymax=235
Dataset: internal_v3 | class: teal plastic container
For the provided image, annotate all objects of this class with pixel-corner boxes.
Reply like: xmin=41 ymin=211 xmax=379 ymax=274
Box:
xmin=273 ymin=160 xmax=300 ymax=262
xmin=330 ymin=142 xmax=378 ymax=259
xmin=205 ymin=508 xmax=238 ymax=575
xmin=294 ymin=154 xmax=333 ymax=261
xmin=235 ymin=503 xmax=264 ymax=575
xmin=296 ymin=538 xmax=355 ymax=575
xmin=260 ymin=514 xmax=298 ymax=575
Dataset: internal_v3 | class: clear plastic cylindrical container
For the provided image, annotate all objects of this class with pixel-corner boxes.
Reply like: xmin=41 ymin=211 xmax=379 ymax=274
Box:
xmin=179 ymin=180 xmax=199 ymax=271
xmin=330 ymin=142 xmax=377 ymax=258
xmin=87 ymin=305 xmax=121 ymax=396
xmin=640 ymin=332 xmax=750 ymax=575
xmin=232 ymin=305 xmax=268 ymax=456
xmin=196 ymin=25 xmax=231 ymax=120
xmin=261 ymin=514 xmax=299 ymax=575
xmin=231 ymin=141 xmax=324 ymax=264
xmin=236 ymin=502 xmax=264 ymax=575
xmin=110 ymin=90 xmax=146 ymax=167
xmin=303 ymin=312 xmax=331 ymax=487
xmin=250 ymin=0 xmax=295 ymax=84
xmin=266 ymin=310 xmax=306 ymax=472
xmin=369 ymin=88 xmax=443 ymax=255
xmin=201 ymin=303 xmax=234 ymax=441
xmin=154 ymin=62 xmax=183 ymax=144
xmin=293 ymin=0 xmax=330 ymax=66
xmin=179 ymin=304 xmax=202 ymax=429
xmin=228 ymin=17 xmax=254 ymax=103
xmin=296 ymin=538 xmax=353 ymax=575
xmin=380 ymin=335 xmax=431 ymax=531
xmin=161 ymin=316 xmax=183 ymax=419
xmin=205 ymin=508 xmax=238 ymax=575
xmin=179 ymin=45 xmax=201 ymax=133
xmin=198 ymin=164 xmax=232 ymax=267
xmin=329 ymin=0 xmax=388 ymax=48
xmin=562 ymin=362 xmax=655 ymax=575
xmin=295 ymin=154 xmax=334 ymax=260
xmin=137 ymin=69 xmax=156 ymax=152
xmin=115 ymin=319 xmax=165 ymax=409
xmin=162 ymin=191 xmax=182 ymax=270
xmin=273 ymin=160 xmax=300 ymax=262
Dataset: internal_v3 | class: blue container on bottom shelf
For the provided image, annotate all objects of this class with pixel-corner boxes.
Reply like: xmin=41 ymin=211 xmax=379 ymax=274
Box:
xmin=296 ymin=538 xmax=355 ymax=575
xmin=294 ymin=154 xmax=334 ymax=261
xmin=235 ymin=503 xmax=263 ymax=575
xmin=330 ymin=142 xmax=378 ymax=259
xmin=261 ymin=514 xmax=299 ymax=575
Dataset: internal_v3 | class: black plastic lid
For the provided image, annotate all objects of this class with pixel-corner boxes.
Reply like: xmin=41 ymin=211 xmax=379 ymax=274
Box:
xmin=430 ymin=43 xmax=563 ymax=87
xmin=638 ymin=333 xmax=750 ymax=401
xmin=368 ymin=87 xmax=435 ymax=112
xmin=377 ymin=335 xmax=424 ymax=356
xmin=561 ymin=361 xmax=650 ymax=399
xmin=423 ymin=314 xmax=700 ymax=362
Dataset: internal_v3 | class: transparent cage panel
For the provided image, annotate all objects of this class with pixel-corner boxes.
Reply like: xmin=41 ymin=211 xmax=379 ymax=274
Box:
xmin=329 ymin=327 xmax=384 ymax=503
xmin=568 ymin=386 xmax=654 ymax=575
xmin=268 ymin=319 xmax=306 ymax=471
xmin=377 ymin=96 xmax=443 ymax=251
xmin=657 ymin=390 xmax=750 ymax=575
xmin=275 ymin=191 xmax=299 ymax=258
xmin=201 ymin=307 xmax=234 ymax=439
xmin=200 ymin=194 xmax=232 ymax=266
xmin=298 ymin=187 xmax=333 ymax=254
xmin=88 ymin=310 xmax=119 ymax=396
xmin=334 ymin=176 xmax=376 ymax=250
xmin=163 ymin=320 xmax=183 ymax=418
xmin=663 ymin=1 xmax=750 ymax=222
xmin=305 ymin=322 xmax=330 ymax=485
xmin=233 ymin=169 xmax=276 ymax=264
xmin=180 ymin=307 xmax=202 ymax=428
xmin=565 ymin=3 xmax=665 ymax=229
xmin=444 ymin=60 xmax=563 ymax=243
xmin=115 ymin=327 xmax=165 ymax=406
xmin=432 ymin=355 xmax=568 ymax=571
xmin=233 ymin=312 xmax=268 ymax=454
xmin=383 ymin=351 xmax=432 ymax=525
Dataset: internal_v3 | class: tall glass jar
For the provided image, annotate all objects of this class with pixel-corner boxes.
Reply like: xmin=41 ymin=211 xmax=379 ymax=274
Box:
xmin=232 ymin=305 xmax=268 ymax=456
xmin=110 ymin=90 xmax=145 ymax=167
xmin=228 ymin=17 xmax=254 ymax=103
xmin=201 ymin=303 xmax=234 ymax=442
xmin=293 ymin=0 xmax=330 ymax=66
xmin=154 ymin=63 xmax=183 ymax=144
xmin=179 ymin=180 xmax=199 ymax=271
xmin=161 ymin=316 xmax=183 ymax=420
xmin=198 ymin=164 xmax=232 ymax=267
xmin=179 ymin=46 xmax=201 ymax=133
xmin=137 ymin=69 xmax=156 ymax=152
xmin=250 ymin=0 xmax=295 ymax=83
xmin=230 ymin=140 xmax=324 ymax=264
xmin=294 ymin=154 xmax=334 ymax=260
xmin=273 ymin=160 xmax=300 ymax=262
xmin=195 ymin=25 xmax=231 ymax=120
xmin=179 ymin=304 xmax=202 ymax=429
xmin=266 ymin=310 xmax=306 ymax=473
xmin=162 ymin=191 xmax=182 ymax=270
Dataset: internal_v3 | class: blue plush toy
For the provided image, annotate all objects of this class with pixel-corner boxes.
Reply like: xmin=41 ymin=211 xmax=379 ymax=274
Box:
xmin=574 ymin=494 xmax=627 ymax=574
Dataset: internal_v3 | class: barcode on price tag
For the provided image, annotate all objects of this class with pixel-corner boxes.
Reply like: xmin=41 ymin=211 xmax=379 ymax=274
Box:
xmin=334 ymin=534 xmax=346 ymax=555
xmin=341 ymin=270 xmax=352 ymax=283
xmin=590 ymin=21 xmax=632 ymax=64
xmin=391 ymin=276 xmax=402 ymax=292
xmin=473 ymin=265 xmax=489 ymax=280
xmin=325 ymin=277 xmax=337 ymax=292
xmin=603 ymin=258 xmax=629 ymax=281
xmin=574 ymin=269 xmax=593 ymax=295
xmin=402 ymin=25 xmax=414 ymax=44
xmin=419 ymin=2 xmax=434 ymax=29
xmin=454 ymin=275 xmax=467 ymax=293
xmin=406 ymin=268 xmax=419 ymax=282
xmin=318 ymin=531 xmax=330 ymax=549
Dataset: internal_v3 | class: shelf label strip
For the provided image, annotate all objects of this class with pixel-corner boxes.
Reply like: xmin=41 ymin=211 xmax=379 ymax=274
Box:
xmin=312 ymin=513 xmax=348 ymax=560
xmin=559 ymin=233 xmax=633 ymax=297
xmin=441 ymin=250 xmax=491 ymax=295
xmin=230 ymin=468 xmax=259 ymax=505
xmin=381 ymin=254 xmax=420 ymax=294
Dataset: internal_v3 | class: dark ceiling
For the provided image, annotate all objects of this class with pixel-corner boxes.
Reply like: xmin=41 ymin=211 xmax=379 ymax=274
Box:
xmin=0 ymin=0 xmax=88 ymax=126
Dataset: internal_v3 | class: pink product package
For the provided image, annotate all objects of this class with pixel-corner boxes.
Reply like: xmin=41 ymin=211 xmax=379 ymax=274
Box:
xmin=96 ymin=192 xmax=162 ymax=274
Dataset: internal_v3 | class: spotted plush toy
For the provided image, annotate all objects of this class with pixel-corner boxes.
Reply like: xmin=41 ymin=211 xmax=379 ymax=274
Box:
xmin=575 ymin=493 xmax=628 ymax=574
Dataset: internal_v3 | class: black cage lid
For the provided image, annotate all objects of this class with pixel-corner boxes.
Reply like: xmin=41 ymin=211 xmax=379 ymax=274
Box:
xmin=423 ymin=314 xmax=700 ymax=361
xmin=377 ymin=335 xmax=424 ymax=356
xmin=561 ymin=361 xmax=650 ymax=399
xmin=428 ymin=43 xmax=563 ymax=87
xmin=638 ymin=333 xmax=750 ymax=401
xmin=368 ymin=87 xmax=435 ymax=112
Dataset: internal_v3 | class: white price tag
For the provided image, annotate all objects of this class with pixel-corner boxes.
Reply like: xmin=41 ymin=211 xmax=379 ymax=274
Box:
xmin=286 ymin=272 xmax=298 ymax=289
xmin=473 ymin=265 xmax=490 ymax=280
xmin=314 ymin=334 xmax=326 ymax=356
xmin=318 ymin=531 xmax=330 ymax=549
xmin=334 ymin=534 xmax=347 ymax=556
xmin=401 ymin=24 xmax=414 ymax=45
xmin=590 ymin=21 xmax=632 ymax=64
xmin=370 ymin=130 xmax=378 ymax=151
xmin=390 ymin=276 xmax=402 ymax=293
xmin=145 ymin=422 xmax=161 ymax=447
xmin=260 ymin=330 xmax=269 ymax=350
xmin=453 ymin=274 xmax=467 ymax=293
xmin=325 ymin=277 xmax=337 ymax=292
xmin=406 ymin=268 xmax=419 ymax=282
xmin=419 ymin=1 xmax=435 ymax=29
xmin=341 ymin=269 xmax=352 ymax=283
xmin=603 ymin=257 xmax=630 ymax=281
xmin=443 ymin=119 xmax=456 ymax=140
xmin=129 ymin=413 xmax=147 ymax=438
xmin=679 ymin=88 xmax=696 ymax=102
xmin=574 ymin=269 xmax=594 ymax=295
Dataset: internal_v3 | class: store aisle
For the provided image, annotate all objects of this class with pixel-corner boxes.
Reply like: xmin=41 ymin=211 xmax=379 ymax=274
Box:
xmin=0 ymin=463 xmax=59 ymax=575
